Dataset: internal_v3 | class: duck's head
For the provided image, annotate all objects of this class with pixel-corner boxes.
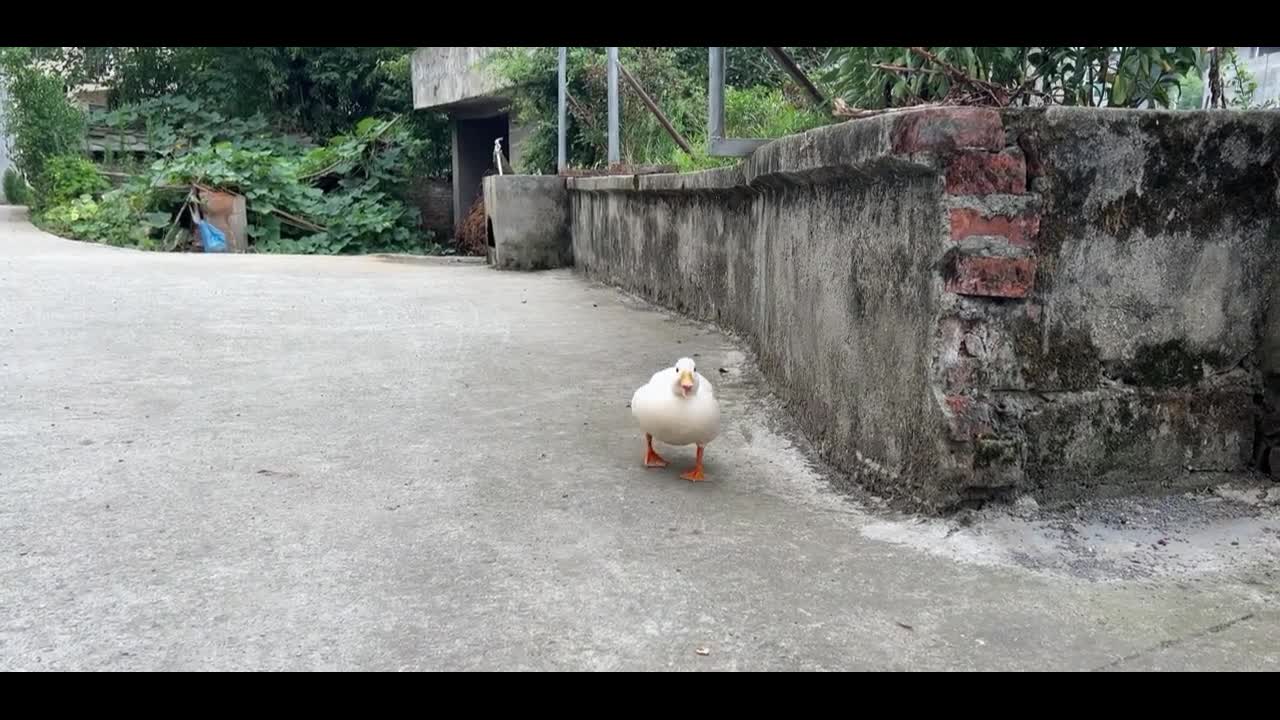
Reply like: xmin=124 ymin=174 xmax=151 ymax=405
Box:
xmin=672 ymin=357 xmax=698 ymax=398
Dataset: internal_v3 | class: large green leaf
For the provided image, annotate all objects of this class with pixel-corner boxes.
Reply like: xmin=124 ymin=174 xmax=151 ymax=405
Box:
xmin=1111 ymin=72 xmax=1132 ymax=106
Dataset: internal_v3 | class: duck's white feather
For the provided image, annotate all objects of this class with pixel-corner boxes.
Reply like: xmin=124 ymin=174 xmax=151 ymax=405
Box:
xmin=631 ymin=366 xmax=720 ymax=447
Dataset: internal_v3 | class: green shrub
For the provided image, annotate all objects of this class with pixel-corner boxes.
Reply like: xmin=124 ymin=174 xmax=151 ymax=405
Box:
xmin=3 ymin=168 xmax=31 ymax=205
xmin=823 ymin=47 xmax=1203 ymax=109
xmin=38 ymin=190 xmax=148 ymax=247
xmin=724 ymin=86 xmax=830 ymax=138
xmin=6 ymin=47 xmax=452 ymax=255
xmin=670 ymin=86 xmax=832 ymax=172
xmin=0 ymin=47 xmax=88 ymax=186
xmin=36 ymin=155 xmax=109 ymax=207
xmin=489 ymin=48 xmax=835 ymax=174
xmin=151 ymin=117 xmax=424 ymax=254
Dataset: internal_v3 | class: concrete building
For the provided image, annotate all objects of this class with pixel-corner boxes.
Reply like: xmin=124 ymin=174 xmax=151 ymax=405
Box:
xmin=411 ymin=47 xmax=534 ymax=231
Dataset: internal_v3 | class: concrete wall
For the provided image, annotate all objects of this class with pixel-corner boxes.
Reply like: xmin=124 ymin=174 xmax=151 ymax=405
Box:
xmin=405 ymin=177 xmax=454 ymax=239
xmin=1000 ymin=108 xmax=1279 ymax=494
xmin=411 ymin=47 xmax=537 ymax=229
xmin=411 ymin=47 xmax=509 ymax=113
xmin=483 ymin=175 xmax=571 ymax=271
xmin=568 ymin=107 xmax=1280 ymax=512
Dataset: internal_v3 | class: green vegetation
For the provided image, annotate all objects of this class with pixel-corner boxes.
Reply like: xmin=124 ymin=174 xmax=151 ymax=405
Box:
xmin=3 ymin=168 xmax=31 ymax=205
xmin=487 ymin=47 xmax=832 ymax=173
xmin=823 ymin=47 xmax=1204 ymax=109
xmin=3 ymin=46 xmax=1267 ymax=249
xmin=1 ymin=46 xmax=452 ymax=253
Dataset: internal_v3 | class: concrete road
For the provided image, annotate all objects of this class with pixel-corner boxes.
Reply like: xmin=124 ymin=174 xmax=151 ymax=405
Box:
xmin=2 ymin=205 xmax=1277 ymax=671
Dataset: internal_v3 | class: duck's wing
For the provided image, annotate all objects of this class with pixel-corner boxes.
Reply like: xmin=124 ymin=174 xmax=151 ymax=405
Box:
xmin=634 ymin=367 xmax=672 ymax=407
xmin=648 ymin=367 xmax=676 ymax=386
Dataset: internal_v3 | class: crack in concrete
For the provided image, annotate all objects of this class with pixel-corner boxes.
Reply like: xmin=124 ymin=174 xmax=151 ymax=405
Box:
xmin=1091 ymin=612 xmax=1256 ymax=671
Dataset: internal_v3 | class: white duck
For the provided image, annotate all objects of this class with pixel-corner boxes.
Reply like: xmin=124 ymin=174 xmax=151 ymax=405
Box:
xmin=631 ymin=357 xmax=721 ymax=481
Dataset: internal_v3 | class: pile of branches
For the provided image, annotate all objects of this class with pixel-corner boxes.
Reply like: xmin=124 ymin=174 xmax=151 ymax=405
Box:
xmin=833 ymin=47 xmax=1022 ymax=120
xmin=456 ymin=195 xmax=488 ymax=256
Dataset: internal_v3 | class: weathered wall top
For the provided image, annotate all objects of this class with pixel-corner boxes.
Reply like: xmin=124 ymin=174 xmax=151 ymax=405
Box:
xmin=411 ymin=47 xmax=513 ymax=115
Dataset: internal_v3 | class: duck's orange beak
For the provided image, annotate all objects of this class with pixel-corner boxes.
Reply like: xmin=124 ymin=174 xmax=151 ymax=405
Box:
xmin=678 ymin=370 xmax=694 ymax=396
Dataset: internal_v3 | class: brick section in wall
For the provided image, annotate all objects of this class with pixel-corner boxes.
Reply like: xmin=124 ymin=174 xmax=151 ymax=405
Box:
xmin=942 ymin=394 xmax=994 ymax=442
xmin=919 ymin=109 xmax=1040 ymax=497
xmin=949 ymin=207 xmax=1040 ymax=248
xmin=944 ymin=255 xmax=1037 ymax=299
xmin=939 ymin=121 xmax=1040 ymax=301
xmin=945 ymin=148 xmax=1027 ymax=195
xmin=890 ymin=108 xmax=1006 ymax=154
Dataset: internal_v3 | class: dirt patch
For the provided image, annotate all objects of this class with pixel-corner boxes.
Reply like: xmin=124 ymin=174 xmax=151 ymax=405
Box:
xmin=862 ymin=483 xmax=1280 ymax=582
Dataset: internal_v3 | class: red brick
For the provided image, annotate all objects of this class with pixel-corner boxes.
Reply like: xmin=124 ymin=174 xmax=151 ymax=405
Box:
xmin=891 ymin=108 xmax=1005 ymax=154
xmin=949 ymin=208 xmax=1040 ymax=248
xmin=943 ymin=394 xmax=993 ymax=441
xmin=945 ymin=255 xmax=1037 ymax=299
xmin=945 ymin=149 xmax=1027 ymax=195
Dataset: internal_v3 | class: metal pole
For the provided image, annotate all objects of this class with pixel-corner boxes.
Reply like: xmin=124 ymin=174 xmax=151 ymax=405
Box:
xmin=708 ymin=47 xmax=725 ymax=142
xmin=617 ymin=60 xmax=694 ymax=156
xmin=557 ymin=47 xmax=568 ymax=173
xmin=765 ymin=47 xmax=825 ymax=106
xmin=607 ymin=47 xmax=620 ymax=165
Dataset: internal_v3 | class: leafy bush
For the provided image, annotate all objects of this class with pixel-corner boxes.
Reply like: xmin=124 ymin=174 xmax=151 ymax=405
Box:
xmin=1177 ymin=70 xmax=1205 ymax=110
xmin=142 ymin=116 xmax=429 ymax=254
xmin=489 ymin=47 xmax=834 ymax=174
xmin=670 ymin=47 xmax=830 ymax=92
xmin=29 ymin=46 xmax=452 ymax=177
xmin=724 ymin=85 xmax=830 ymax=138
xmin=6 ymin=46 xmax=453 ymax=255
xmin=0 ymin=47 xmax=89 ymax=187
xmin=670 ymin=86 xmax=832 ymax=173
xmin=94 ymin=95 xmax=288 ymax=158
xmin=36 ymin=155 xmax=109 ymax=207
xmin=38 ymin=190 xmax=150 ymax=248
xmin=823 ymin=47 xmax=1204 ymax=109
xmin=366 ymin=52 xmax=452 ymax=178
xmin=1218 ymin=47 xmax=1276 ymax=109
xmin=27 ymin=110 xmax=439 ymax=254
xmin=3 ymin=168 xmax=31 ymax=205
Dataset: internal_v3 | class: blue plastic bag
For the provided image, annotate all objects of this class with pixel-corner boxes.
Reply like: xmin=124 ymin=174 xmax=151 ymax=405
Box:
xmin=197 ymin=220 xmax=228 ymax=253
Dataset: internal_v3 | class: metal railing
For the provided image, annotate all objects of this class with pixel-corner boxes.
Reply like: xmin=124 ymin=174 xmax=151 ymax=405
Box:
xmin=555 ymin=47 xmax=823 ymax=173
